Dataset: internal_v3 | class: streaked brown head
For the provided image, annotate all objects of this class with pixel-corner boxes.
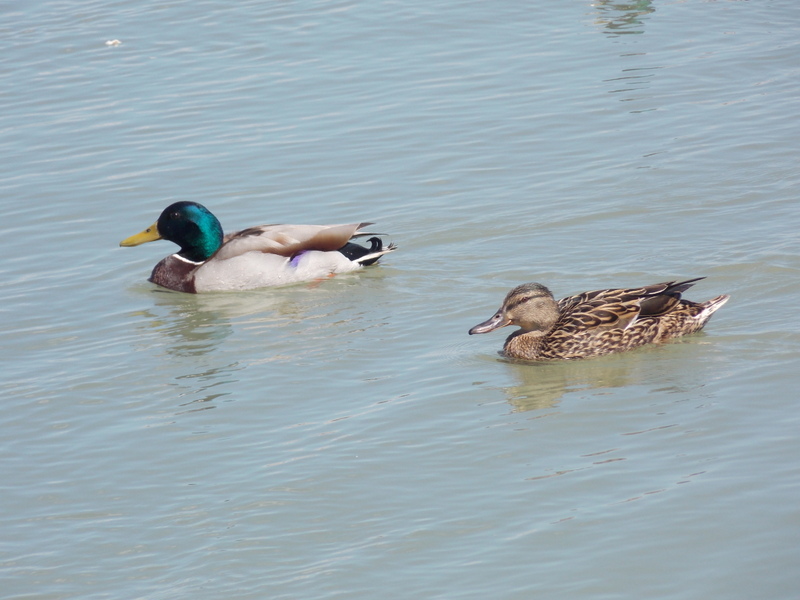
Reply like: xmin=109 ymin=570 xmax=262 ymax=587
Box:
xmin=469 ymin=283 xmax=560 ymax=335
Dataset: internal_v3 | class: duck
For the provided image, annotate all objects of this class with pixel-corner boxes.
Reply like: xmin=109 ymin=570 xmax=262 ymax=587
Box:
xmin=468 ymin=278 xmax=729 ymax=361
xmin=119 ymin=201 xmax=396 ymax=293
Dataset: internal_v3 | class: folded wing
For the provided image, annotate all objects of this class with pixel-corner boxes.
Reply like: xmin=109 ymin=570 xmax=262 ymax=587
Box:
xmin=555 ymin=278 xmax=705 ymax=333
xmin=214 ymin=223 xmax=370 ymax=260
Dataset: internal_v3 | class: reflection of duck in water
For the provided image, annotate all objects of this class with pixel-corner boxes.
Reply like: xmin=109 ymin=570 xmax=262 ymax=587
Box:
xmin=120 ymin=201 xmax=396 ymax=293
xmin=469 ymin=278 xmax=729 ymax=361
xmin=594 ymin=0 xmax=655 ymax=35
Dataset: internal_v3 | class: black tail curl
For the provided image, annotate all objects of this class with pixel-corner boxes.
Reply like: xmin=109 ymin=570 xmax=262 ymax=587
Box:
xmin=337 ymin=236 xmax=386 ymax=266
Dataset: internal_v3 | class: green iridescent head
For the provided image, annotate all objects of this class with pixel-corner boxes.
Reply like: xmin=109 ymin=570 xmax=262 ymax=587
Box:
xmin=120 ymin=201 xmax=224 ymax=262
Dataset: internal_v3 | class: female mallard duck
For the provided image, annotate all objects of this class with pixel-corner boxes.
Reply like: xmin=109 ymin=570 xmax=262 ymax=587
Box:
xmin=120 ymin=201 xmax=396 ymax=293
xmin=469 ymin=278 xmax=729 ymax=360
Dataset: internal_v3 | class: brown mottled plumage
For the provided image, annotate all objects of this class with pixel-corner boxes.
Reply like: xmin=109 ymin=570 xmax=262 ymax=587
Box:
xmin=468 ymin=278 xmax=729 ymax=361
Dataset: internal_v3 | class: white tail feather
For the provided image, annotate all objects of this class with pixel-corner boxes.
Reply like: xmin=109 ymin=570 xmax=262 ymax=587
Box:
xmin=353 ymin=242 xmax=398 ymax=265
xmin=697 ymin=295 xmax=730 ymax=324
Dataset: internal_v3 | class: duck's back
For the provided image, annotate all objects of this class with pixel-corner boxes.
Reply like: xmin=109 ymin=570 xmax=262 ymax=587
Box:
xmin=537 ymin=304 xmax=690 ymax=359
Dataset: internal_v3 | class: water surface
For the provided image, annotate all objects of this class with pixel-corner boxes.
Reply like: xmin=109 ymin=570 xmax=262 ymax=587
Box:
xmin=2 ymin=1 xmax=799 ymax=598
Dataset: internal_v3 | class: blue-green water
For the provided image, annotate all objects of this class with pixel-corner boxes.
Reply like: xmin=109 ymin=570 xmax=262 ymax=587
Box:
xmin=2 ymin=1 xmax=799 ymax=598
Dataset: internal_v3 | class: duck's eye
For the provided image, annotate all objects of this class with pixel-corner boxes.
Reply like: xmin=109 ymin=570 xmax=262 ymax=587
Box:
xmin=170 ymin=211 xmax=180 ymax=219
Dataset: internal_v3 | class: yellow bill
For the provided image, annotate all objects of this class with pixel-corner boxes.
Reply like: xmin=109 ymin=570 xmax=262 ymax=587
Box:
xmin=120 ymin=221 xmax=162 ymax=247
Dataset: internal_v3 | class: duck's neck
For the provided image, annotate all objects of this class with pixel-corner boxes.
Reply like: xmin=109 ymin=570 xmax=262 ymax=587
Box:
xmin=178 ymin=238 xmax=219 ymax=262
xmin=177 ymin=221 xmax=223 ymax=262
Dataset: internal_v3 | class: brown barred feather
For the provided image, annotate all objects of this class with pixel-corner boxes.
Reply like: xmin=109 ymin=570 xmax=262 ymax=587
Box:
xmin=469 ymin=279 xmax=729 ymax=361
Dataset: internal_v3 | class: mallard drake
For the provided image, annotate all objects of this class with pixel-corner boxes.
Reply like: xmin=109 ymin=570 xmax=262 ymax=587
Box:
xmin=469 ymin=278 xmax=729 ymax=360
xmin=120 ymin=201 xmax=396 ymax=293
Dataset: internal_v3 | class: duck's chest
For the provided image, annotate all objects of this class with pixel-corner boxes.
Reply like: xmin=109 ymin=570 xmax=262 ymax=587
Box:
xmin=149 ymin=255 xmax=199 ymax=293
